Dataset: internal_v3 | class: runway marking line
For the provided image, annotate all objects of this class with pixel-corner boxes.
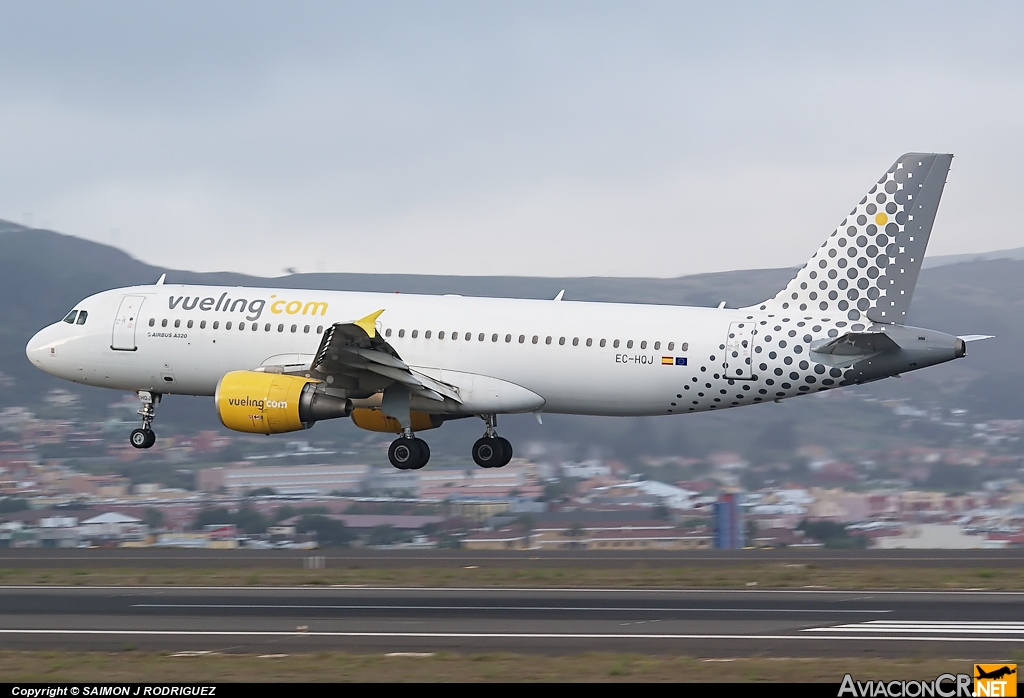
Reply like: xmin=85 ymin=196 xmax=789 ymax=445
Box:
xmin=0 ymin=629 xmax=1021 ymax=643
xmin=805 ymin=621 xmax=1024 ymax=635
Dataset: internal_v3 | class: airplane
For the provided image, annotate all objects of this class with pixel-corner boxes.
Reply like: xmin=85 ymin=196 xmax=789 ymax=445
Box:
xmin=25 ymin=152 xmax=989 ymax=471
xmin=975 ymin=666 xmax=1016 ymax=681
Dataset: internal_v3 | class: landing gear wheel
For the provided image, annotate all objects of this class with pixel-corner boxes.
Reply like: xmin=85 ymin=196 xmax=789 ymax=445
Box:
xmin=389 ymin=437 xmax=430 ymax=470
xmin=473 ymin=436 xmax=513 ymax=468
xmin=472 ymin=437 xmax=502 ymax=468
xmin=408 ymin=438 xmax=430 ymax=470
xmin=495 ymin=436 xmax=513 ymax=466
xmin=130 ymin=428 xmax=156 ymax=450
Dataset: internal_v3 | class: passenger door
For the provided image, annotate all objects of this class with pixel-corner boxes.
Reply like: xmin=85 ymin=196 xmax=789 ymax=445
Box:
xmin=111 ymin=295 xmax=145 ymax=351
xmin=724 ymin=321 xmax=756 ymax=380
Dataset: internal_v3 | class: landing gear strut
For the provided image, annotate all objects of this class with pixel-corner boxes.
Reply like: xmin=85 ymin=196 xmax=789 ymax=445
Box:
xmin=129 ymin=391 xmax=159 ymax=449
xmin=389 ymin=429 xmax=430 ymax=470
xmin=472 ymin=414 xmax=512 ymax=468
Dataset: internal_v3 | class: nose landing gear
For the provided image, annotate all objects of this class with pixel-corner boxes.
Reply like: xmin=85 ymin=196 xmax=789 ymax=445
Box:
xmin=129 ymin=391 xmax=159 ymax=449
xmin=472 ymin=414 xmax=512 ymax=468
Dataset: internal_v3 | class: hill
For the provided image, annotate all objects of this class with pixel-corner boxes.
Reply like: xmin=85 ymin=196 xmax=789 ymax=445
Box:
xmin=1 ymin=219 xmax=1020 ymax=461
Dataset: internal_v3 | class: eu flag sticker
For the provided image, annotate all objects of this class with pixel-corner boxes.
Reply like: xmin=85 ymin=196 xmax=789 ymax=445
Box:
xmin=675 ymin=357 xmax=687 ymax=366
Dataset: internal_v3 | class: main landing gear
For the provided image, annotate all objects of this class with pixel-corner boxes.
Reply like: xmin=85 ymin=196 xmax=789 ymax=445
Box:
xmin=129 ymin=390 xmax=159 ymax=450
xmin=385 ymin=415 xmax=514 ymax=471
xmin=388 ymin=430 xmax=430 ymax=470
xmin=472 ymin=414 xmax=512 ymax=469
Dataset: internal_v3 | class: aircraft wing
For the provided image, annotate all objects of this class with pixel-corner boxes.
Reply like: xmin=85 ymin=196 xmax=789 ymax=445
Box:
xmin=307 ymin=310 xmax=462 ymax=403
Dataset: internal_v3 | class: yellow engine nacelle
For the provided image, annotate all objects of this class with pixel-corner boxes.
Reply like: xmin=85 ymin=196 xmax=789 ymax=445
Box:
xmin=216 ymin=371 xmax=351 ymax=434
xmin=351 ymin=408 xmax=444 ymax=433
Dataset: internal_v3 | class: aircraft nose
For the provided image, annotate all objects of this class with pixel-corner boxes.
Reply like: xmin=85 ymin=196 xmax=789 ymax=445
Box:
xmin=26 ymin=326 xmax=56 ymax=367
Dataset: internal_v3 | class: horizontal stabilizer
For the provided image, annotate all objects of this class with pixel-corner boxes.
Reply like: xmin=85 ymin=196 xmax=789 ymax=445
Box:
xmin=958 ymin=334 xmax=995 ymax=342
xmin=810 ymin=331 xmax=900 ymax=356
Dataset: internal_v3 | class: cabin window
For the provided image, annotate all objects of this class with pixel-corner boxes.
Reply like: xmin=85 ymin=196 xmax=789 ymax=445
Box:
xmin=600 ymin=339 xmax=606 ymax=347
xmin=438 ymin=331 xmax=445 ymax=339
xmin=226 ymin=322 xmax=232 ymax=330
xmin=557 ymin=337 xmax=564 ymax=346
xmin=411 ymin=330 xmax=419 ymax=338
xmin=385 ymin=328 xmax=392 ymax=337
xmin=519 ymin=335 xmax=525 ymax=344
xmin=668 ymin=342 xmax=674 ymax=350
xmin=398 ymin=329 xmax=405 ymax=338
xmin=640 ymin=340 xmax=647 ymax=349
xmin=290 ymin=324 xmax=296 ymax=333
xmin=241 ymin=323 xmax=247 ymax=331
xmin=586 ymin=338 xmax=593 ymax=347
xmin=478 ymin=333 xmax=485 ymax=341
xmin=213 ymin=321 xmax=219 ymax=330
xmin=317 ymin=326 xmax=323 ymax=334
xmin=425 ymin=330 xmax=432 ymax=339
xmin=264 ymin=323 xmax=271 ymax=332
xmin=149 ymin=318 xmax=155 ymax=327
xmin=681 ymin=342 xmax=689 ymax=351
xmin=201 ymin=321 xmax=207 ymax=329
xmin=63 ymin=311 xmax=77 ymax=324
xmin=572 ymin=337 xmax=579 ymax=346
xmin=303 ymin=325 xmax=310 ymax=333
xmin=174 ymin=320 xmax=181 ymax=328
xmin=654 ymin=341 xmax=661 ymax=350
xmin=506 ymin=334 xmax=512 ymax=343
xmin=278 ymin=324 xmax=284 ymax=332
xmin=627 ymin=340 xmax=634 ymax=349
xmin=532 ymin=335 xmax=538 ymax=344
xmin=451 ymin=332 xmax=458 ymax=340
xmin=492 ymin=333 xmax=498 ymax=342
xmin=187 ymin=320 xmax=194 ymax=329
xmin=546 ymin=336 xmax=552 ymax=345
xmin=613 ymin=339 xmax=619 ymax=348
xmin=161 ymin=319 xmax=168 ymax=328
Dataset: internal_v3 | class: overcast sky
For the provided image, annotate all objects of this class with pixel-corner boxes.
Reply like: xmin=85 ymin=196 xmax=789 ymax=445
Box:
xmin=1 ymin=2 xmax=1022 ymax=278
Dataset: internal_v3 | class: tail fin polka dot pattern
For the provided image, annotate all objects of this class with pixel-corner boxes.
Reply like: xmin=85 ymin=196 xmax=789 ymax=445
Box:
xmin=748 ymin=153 xmax=952 ymax=325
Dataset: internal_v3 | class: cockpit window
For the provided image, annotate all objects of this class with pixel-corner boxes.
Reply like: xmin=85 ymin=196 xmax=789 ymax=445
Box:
xmin=76 ymin=311 xmax=88 ymax=325
xmin=63 ymin=311 xmax=78 ymax=324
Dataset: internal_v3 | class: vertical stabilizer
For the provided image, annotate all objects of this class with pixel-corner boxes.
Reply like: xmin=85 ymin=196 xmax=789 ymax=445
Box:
xmin=747 ymin=153 xmax=952 ymax=324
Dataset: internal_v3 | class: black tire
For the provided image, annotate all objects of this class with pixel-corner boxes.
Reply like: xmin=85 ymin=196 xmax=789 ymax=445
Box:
xmin=130 ymin=428 xmax=154 ymax=450
xmin=495 ymin=436 xmax=513 ymax=466
xmin=472 ymin=437 xmax=501 ymax=468
xmin=409 ymin=438 xmax=430 ymax=470
xmin=388 ymin=438 xmax=416 ymax=469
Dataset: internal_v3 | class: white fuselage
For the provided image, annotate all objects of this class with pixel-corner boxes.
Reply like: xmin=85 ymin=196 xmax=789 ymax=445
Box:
xmin=25 ymin=154 xmax=969 ymax=439
xmin=25 ymin=283 xmax=872 ymax=418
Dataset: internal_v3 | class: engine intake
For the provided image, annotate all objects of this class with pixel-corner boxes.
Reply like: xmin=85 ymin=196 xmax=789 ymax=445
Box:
xmin=216 ymin=371 xmax=351 ymax=434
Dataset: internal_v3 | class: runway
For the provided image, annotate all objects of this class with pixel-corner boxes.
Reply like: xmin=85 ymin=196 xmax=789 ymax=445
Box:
xmin=0 ymin=586 xmax=1021 ymax=657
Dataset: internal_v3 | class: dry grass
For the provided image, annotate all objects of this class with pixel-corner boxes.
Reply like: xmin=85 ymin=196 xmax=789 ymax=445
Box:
xmin=0 ymin=564 xmax=1020 ymax=589
xmin=0 ymin=650 xmax=994 ymax=682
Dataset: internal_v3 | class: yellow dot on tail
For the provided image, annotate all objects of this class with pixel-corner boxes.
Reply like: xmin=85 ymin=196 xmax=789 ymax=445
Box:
xmin=875 ymin=212 xmax=888 ymax=226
